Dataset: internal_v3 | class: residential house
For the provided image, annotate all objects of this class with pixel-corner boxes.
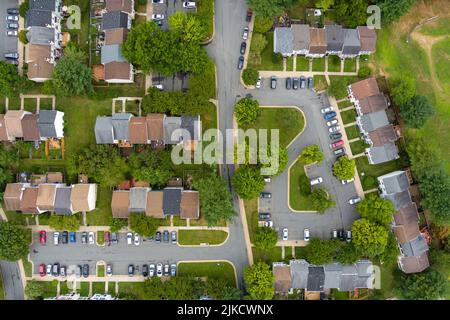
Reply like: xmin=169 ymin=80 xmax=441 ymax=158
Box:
xmin=20 ymin=187 xmax=39 ymax=214
xmin=357 ymin=110 xmax=390 ymax=135
xmin=36 ymin=183 xmax=58 ymax=212
xmin=94 ymin=116 xmax=114 ymax=144
xmin=22 ymin=114 xmax=41 ymax=141
xmin=0 ymin=115 xmax=8 ymax=142
xmin=54 ymin=186 xmax=72 ymax=215
xmin=325 ymin=25 xmax=344 ymax=55
xmin=128 ymin=117 xmax=148 ymax=145
xmin=164 ymin=117 xmax=182 ymax=145
xmin=111 ymin=190 xmax=130 ymax=218
xmin=102 ymin=11 xmax=131 ymax=30
xmin=38 ymin=110 xmax=64 ymax=139
xmin=105 ymin=0 xmax=135 ymax=16
xmin=368 ymin=125 xmax=398 ymax=147
xmin=26 ymin=44 xmax=55 ymax=82
xmin=180 ymin=190 xmax=200 ymax=219
xmin=146 ymin=114 xmax=165 ymax=147
xmin=348 ymin=77 xmax=380 ymax=103
xmin=340 ymin=29 xmax=361 ymax=59
xmin=273 ymin=27 xmax=293 ymax=57
xmin=356 ymin=93 xmax=389 ymax=116
xmin=3 ymin=183 xmax=30 ymax=211
xmin=163 ymin=187 xmax=182 ymax=216
xmin=273 ymin=262 xmax=292 ymax=295
xmin=129 ymin=187 xmax=150 ymax=212
xmin=4 ymin=110 xmax=30 ymax=141
xmin=70 ymin=184 xmax=97 ymax=213
xmin=366 ymin=142 xmax=400 ymax=165
xmin=357 ymin=26 xmax=377 ymax=55
xmin=292 ymin=24 xmax=310 ymax=55
xmin=307 ymin=28 xmax=327 ymax=58
xmin=145 ymin=191 xmax=164 ymax=219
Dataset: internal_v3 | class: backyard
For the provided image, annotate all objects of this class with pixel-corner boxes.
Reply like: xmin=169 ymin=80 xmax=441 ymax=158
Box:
xmin=177 ymin=261 xmax=236 ymax=287
xmin=355 ymin=156 xmax=401 ymax=191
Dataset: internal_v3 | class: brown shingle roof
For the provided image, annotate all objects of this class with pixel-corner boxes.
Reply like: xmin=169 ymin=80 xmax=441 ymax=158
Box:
xmin=399 ymin=253 xmax=430 ymax=274
xmin=71 ymin=184 xmax=93 ymax=212
xmin=368 ymin=125 xmax=398 ymax=147
xmin=105 ymin=0 xmax=134 ymax=14
xmin=146 ymin=114 xmax=165 ymax=141
xmin=359 ymin=93 xmax=388 ymax=114
xmin=309 ymin=28 xmax=327 ymax=54
xmin=180 ymin=191 xmax=199 ymax=219
xmin=21 ymin=114 xmax=40 ymax=141
xmin=3 ymin=183 xmax=25 ymax=211
xmin=394 ymin=221 xmax=420 ymax=244
xmin=273 ymin=265 xmax=292 ymax=294
xmin=129 ymin=117 xmax=148 ymax=145
xmin=350 ymin=77 xmax=380 ymax=101
xmin=92 ymin=65 xmax=105 ymax=82
xmin=0 ymin=114 xmax=8 ymax=141
xmin=47 ymin=172 xmax=64 ymax=184
xmin=104 ymin=61 xmax=132 ymax=81
xmin=27 ymin=44 xmax=54 ymax=81
xmin=105 ymin=28 xmax=128 ymax=45
xmin=20 ymin=187 xmax=39 ymax=214
xmin=394 ymin=202 xmax=419 ymax=226
xmin=357 ymin=26 xmax=377 ymax=52
xmin=5 ymin=110 xmax=26 ymax=138
xmin=36 ymin=184 xmax=56 ymax=212
xmin=112 ymin=191 xmax=130 ymax=218
xmin=145 ymin=191 xmax=164 ymax=218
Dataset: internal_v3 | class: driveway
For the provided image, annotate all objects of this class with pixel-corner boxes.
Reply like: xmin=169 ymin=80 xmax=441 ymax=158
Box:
xmin=0 ymin=0 xmax=19 ymax=62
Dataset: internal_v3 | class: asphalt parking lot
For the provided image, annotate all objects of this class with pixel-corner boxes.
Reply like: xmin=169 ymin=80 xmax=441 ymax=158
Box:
xmin=152 ymin=72 xmax=189 ymax=92
xmin=152 ymin=0 xmax=197 ymax=31
xmin=0 ymin=0 xmax=19 ymax=62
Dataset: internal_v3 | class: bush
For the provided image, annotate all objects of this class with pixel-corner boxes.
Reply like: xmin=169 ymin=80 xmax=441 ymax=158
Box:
xmin=272 ymin=52 xmax=283 ymax=64
xmin=253 ymin=16 xmax=273 ymax=33
xmin=110 ymin=218 xmax=128 ymax=233
xmin=19 ymin=1 xmax=29 ymax=18
xmin=298 ymin=175 xmax=312 ymax=196
xmin=242 ymin=68 xmax=259 ymax=86
xmin=358 ymin=66 xmax=372 ymax=78
xmin=19 ymin=30 xmax=28 ymax=44
xmin=129 ymin=213 xmax=161 ymax=237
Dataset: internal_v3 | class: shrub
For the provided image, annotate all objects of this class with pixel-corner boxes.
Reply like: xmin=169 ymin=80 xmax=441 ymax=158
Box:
xmin=253 ymin=16 xmax=273 ymax=33
xmin=19 ymin=30 xmax=28 ymax=44
xmin=19 ymin=1 xmax=29 ymax=18
xmin=242 ymin=68 xmax=259 ymax=86
xmin=358 ymin=66 xmax=372 ymax=78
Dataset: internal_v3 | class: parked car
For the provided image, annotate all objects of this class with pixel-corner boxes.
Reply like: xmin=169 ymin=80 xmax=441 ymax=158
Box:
xmin=307 ymin=77 xmax=314 ymax=89
xmin=46 ymin=264 xmax=52 ymax=277
xmin=69 ymin=232 xmax=76 ymax=243
xmin=6 ymin=30 xmax=18 ymax=37
xmin=164 ymin=264 xmax=170 ymax=276
xmin=106 ymin=264 xmax=113 ymax=277
xmin=153 ymin=0 xmax=164 ymax=3
xmin=348 ymin=197 xmax=361 ymax=205
xmin=242 ymin=26 xmax=249 ymax=40
xmin=39 ymin=230 xmax=46 ymax=245
xmin=104 ymin=231 xmax=110 ymax=246
xmin=82 ymin=264 xmax=89 ymax=278
xmin=171 ymin=231 xmax=177 ymax=244
xmin=300 ymin=76 xmax=306 ymax=89
xmin=328 ymin=125 xmax=341 ymax=133
xmin=246 ymin=8 xmax=253 ymax=22
xmin=321 ymin=106 xmax=334 ymax=114
xmin=128 ymin=264 xmax=135 ymax=277
xmin=156 ymin=263 xmax=163 ymax=277
xmin=260 ymin=192 xmax=272 ymax=199
xmin=163 ymin=230 xmax=170 ymax=243
xmin=237 ymin=56 xmax=244 ymax=70
xmin=270 ymin=76 xmax=277 ymax=89
xmin=263 ymin=220 xmax=274 ymax=228
xmin=4 ymin=52 xmax=18 ymax=59
xmin=111 ymin=232 xmax=118 ymax=244
xmin=60 ymin=266 xmax=66 ymax=278
xmin=134 ymin=233 xmax=140 ymax=246
xmin=75 ymin=265 xmax=82 ymax=278
xmin=88 ymin=232 xmax=95 ymax=244
xmin=7 ymin=8 xmax=19 ymax=15
xmin=6 ymin=22 xmax=18 ymax=29
xmin=259 ymin=213 xmax=271 ymax=220
xmin=52 ymin=263 xmax=60 ymax=277
xmin=149 ymin=264 xmax=156 ymax=277
xmin=240 ymin=42 xmax=246 ymax=55
xmin=170 ymin=264 xmax=177 ymax=277
xmin=152 ymin=14 xmax=164 ymax=20
xmin=39 ymin=264 xmax=46 ymax=277
xmin=329 ymin=132 xmax=342 ymax=140
xmin=62 ymin=231 xmax=68 ymax=244
xmin=53 ymin=232 xmax=60 ymax=245
xmin=339 ymin=229 xmax=346 ymax=241
xmin=324 ymin=111 xmax=337 ymax=120
xmin=341 ymin=178 xmax=354 ymax=185
xmin=333 ymin=147 xmax=346 ymax=156
xmin=293 ymin=77 xmax=299 ymax=90
xmin=255 ymin=76 xmax=261 ymax=89
xmin=264 ymin=176 xmax=271 ymax=183
xmin=330 ymin=140 xmax=344 ymax=149
xmin=81 ymin=232 xmax=87 ymax=244
xmin=326 ymin=119 xmax=339 ymax=127
xmin=155 ymin=231 xmax=162 ymax=243
xmin=127 ymin=232 xmax=133 ymax=245
xmin=285 ymin=77 xmax=292 ymax=90
xmin=183 ymin=1 xmax=196 ymax=9
xmin=6 ymin=15 xmax=19 ymax=22
xmin=332 ymin=229 xmax=338 ymax=239
xmin=310 ymin=177 xmax=323 ymax=186
xmin=142 ymin=264 xmax=149 ymax=277
xmin=346 ymin=230 xmax=352 ymax=242
xmin=303 ymin=228 xmax=310 ymax=241
xmin=282 ymin=228 xmax=288 ymax=241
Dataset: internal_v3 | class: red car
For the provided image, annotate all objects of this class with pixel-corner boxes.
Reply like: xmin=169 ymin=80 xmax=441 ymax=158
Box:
xmin=39 ymin=231 xmax=46 ymax=245
xmin=246 ymin=8 xmax=253 ymax=22
xmin=105 ymin=231 xmax=111 ymax=246
xmin=39 ymin=264 xmax=46 ymax=277
xmin=330 ymin=140 xmax=344 ymax=149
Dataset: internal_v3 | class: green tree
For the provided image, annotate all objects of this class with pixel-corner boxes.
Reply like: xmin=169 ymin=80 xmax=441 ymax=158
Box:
xmin=333 ymin=156 xmax=355 ymax=181
xmin=19 ymin=0 xmax=29 ymax=18
xmin=168 ymin=11 xmax=206 ymax=43
xmin=53 ymin=51 xmax=92 ymax=96
xmin=406 ymin=136 xmax=441 ymax=181
xmin=249 ymin=33 xmax=268 ymax=63
xmin=336 ymin=243 xmax=360 ymax=264
xmin=254 ymin=227 xmax=278 ymax=251
xmin=232 ymin=166 xmax=265 ymax=199
xmin=358 ymin=65 xmax=372 ymax=78
xmin=305 ymin=238 xmax=342 ymax=265
xmin=375 ymin=0 xmax=417 ymax=24
xmin=247 ymin=0 xmax=285 ymax=18
xmin=110 ymin=218 xmax=128 ymax=233
xmin=0 ymin=222 xmax=30 ymax=261
xmin=400 ymin=95 xmax=435 ymax=128
xmin=19 ymin=30 xmax=28 ymax=44
xmin=0 ymin=61 xmax=31 ymax=97
xmin=315 ymin=0 xmax=335 ymax=10
xmin=419 ymin=167 xmax=450 ymax=225
xmin=356 ymin=194 xmax=394 ymax=226
xmin=129 ymin=149 xmax=174 ymax=188
xmin=48 ymin=215 xmax=81 ymax=231
xmin=396 ymin=269 xmax=447 ymax=300
xmin=311 ymin=188 xmax=335 ymax=213
xmin=352 ymin=219 xmax=389 ymax=257
xmin=334 ymin=0 xmax=368 ymax=28
xmin=253 ymin=16 xmax=274 ymax=33
xmin=0 ymin=145 xmax=19 ymax=194
xmin=299 ymin=145 xmax=324 ymax=164
xmin=193 ymin=175 xmax=237 ymax=227
xmin=25 ymin=280 xmax=45 ymax=300
xmin=377 ymin=233 xmax=399 ymax=264
xmin=242 ymin=68 xmax=260 ymax=86
xmin=234 ymin=97 xmax=261 ymax=126
xmin=244 ymin=262 xmax=274 ymax=300
xmin=389 ymin=74 xmax=416 ymax=106
xmin=129 ymin=213 xmax=161 ymax=237
xmin=205 ymin=279 xmax=242 ymax=300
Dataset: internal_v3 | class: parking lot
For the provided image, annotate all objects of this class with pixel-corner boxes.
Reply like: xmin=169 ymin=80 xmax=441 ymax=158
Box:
xmin=152 ymin=72 xmax=189 ymax=92
xmin=0 ymin=0 xmax=19 ymax=62
xmin=152 ymin=0 xmax=197 ymax=31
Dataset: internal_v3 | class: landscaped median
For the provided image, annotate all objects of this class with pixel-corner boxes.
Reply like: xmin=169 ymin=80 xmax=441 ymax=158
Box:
xmin=288 ymin=159 xmax=315 ymax=211
xmin=177 ymin=230 xmax=228 ymax=246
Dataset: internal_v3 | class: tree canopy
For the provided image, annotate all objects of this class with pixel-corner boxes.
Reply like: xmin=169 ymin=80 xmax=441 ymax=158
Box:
xmin=419 ymin=167 xmax=450 ymax=225
xmin=0 ymin=145 xmax=19 ymax=198
xmin=253 ymin=227 xmax=278 ymax=251
xmin=396 ymin=269 xmax=447 ymax=300
xmin=389 ymin=74 xmax=416 ymax=106
xmin=356 ymin=193 xmax=394 ymax=226
xmin=48 ymin=215 xmax=81 ymax=232
xmin=25 ymin=280 xmax=46 ymax=300
xmin=305 ymin=238 xmax=342 ymax=265
xmin=253 ymin=16 xmax=274 ymax=33
xmin=129 ymin=213 xmax=161 ymax=237
xmin=244 ymin=262 xmax=274 ymax=300
xmin=242 ymin=68 xmax=260 ymax=86
xmin=232 ymin=165 xmax=266 ymax=199
xmin=376 ymin=0 xmax=417 ymax=24
xmin=332 ymin=156 xmax=355 ymax=181
xmin=334 ymin=0 xmax=368 ymax=28
xmin=234 ymin=97 xmax=261 ymax=127
xmin=400 ymin=95 xmax=435 ymax=129
xmin=129 ymin=149 xmax=174 ymax=188
xmin=247 ymin=0 xmax=285 ymax=18
xmin=311 ymin=188 xmax=335 ymax=213
xmin=352 ymin=219 xmax=389 ymax=258
xmin=299 ymin=145 xmax=324 ymax=164
xmin=110 ymin=218 xmax=128 ymax=233
xmin=168 ymin=11 xmax=206 ymax=43
xmin=335 ymin=243 xmax=360 ymax=264
xmin=0 ymin=222 xmax=30 ymax=261
xmin=0 ymin=61 xmax=31 ymax=97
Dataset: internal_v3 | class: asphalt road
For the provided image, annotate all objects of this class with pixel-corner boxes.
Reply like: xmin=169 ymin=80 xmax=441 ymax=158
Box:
xmin=0 ymin=0 xmax=19 ymax=62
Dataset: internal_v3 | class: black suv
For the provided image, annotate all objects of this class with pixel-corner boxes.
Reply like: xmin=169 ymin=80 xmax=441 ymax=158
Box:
xmin=329 ymin=132 xmax=342 ymax=140
xmin=270 ymin=76 xmax=277 ymax=89
xmin=142 ymin=264 xmax=149 ymax=277
xmin=259 ymin=213 xmax=271 ymax=220
xmin=240 ymin=42 xmax=246 ymax=55
xmin=82 ymin=264 xmax=89 ymax=278
xmin=128 ymin=264 xmax=135 ymax=277
xmin=285 ymin=77 xmax=292 ymax=90
xmin=62 ymin=231 xmax=68 ymax=244
xmin=163 ymin=230 xmax=170 ymax=243
xmin=155 ymin=231 xmax=162 ymax=243
xmin=293 ymin=77 xmax=299 ymax=90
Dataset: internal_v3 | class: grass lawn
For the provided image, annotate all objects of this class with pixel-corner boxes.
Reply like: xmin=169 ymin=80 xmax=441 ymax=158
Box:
xmin=0 ymin=275 xmax=4 ymax=300
xmin=340 ymin=109 xmax=357 ymax=125
xmin=286 ymin=56 xmax=294 ymax=71
xmin=78 ymin=281 xmax=90 ymax=297
xmin=328 ymin=56 xmax=341 ymax=72
xmin=107 ymin=282 xmax=117 ymax=296
xmin=172 ymin=216 xmax=187 ymax=226
xmin=312 ymin=58 xmax=325 ymax=71
xmin=4 ymin=211 xmax=27 ymax=226
xmin=248 ymin=32 xmax=283 ymax=71
xmin=432 ymin=38 xmax=450 ymax=93
xmin=177 ymin=261 xmax=236 ymax=287
xmin=243 ymin=108 xmax=305 ymax=148
xmin=296 ymin=56 xmax=310 ymax=71
xmin=118 ymin=282 xmax=146 ymax=299
xmin=252 ymin=247 xmax=283 ymax=264
xmin=92 ymin=282 xmax=106 ymax=294
xmin=244 ymin=199 xmax=258 ymax=243
xmin=419 ymin=17 xmax=450 ymax=36
xmin=59 ymin=281 xmax=69 ymax=295
xmin=328 ymin=76 xmax=359 ymax=100
xmin=344 ymin=58 xmax=356 ymax=72
xmin=314 ymin=75 xmax=328 ymax=91
xmin=188 ymin=216 xmax=226 ymax=227
xmin=331 ymin=289 xmax=350 ymax=300
xmin=350 ymin=140 xmax=369 ymax=155
xmin=97 ymin=231 xmax=105 ymax=245
xmin=178 ymin=230 xmax=228 ymax=245
xmin=38 ymin=280 xmax=58 ymax=298
xmin=345 ymin=125 xmax=360 ymax=140
xmin=87 ymin=187 xmax=113 ymax=226
xmin=355 ymin=156 xmax=401 ymax=191
xmin=22 ymin=257 xmax=33 ymax=277
xmin=97 ymin=265 xmax=105 ymax=277
xmin=338 ymin=100 xmax=353 ymax=109
xmin=289 ymin=159 xmax=314 ymax=211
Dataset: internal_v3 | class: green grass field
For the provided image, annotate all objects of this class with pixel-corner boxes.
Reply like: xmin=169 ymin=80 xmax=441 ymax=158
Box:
xmin=355 ymin=156 xmax=401 ymax=190
xmin=252 ymin=247 xmax=283 ymax=264
xmin=312 ymin=58 xmax=325 ymax=71
xmin=0 ymin=275 xmax=4 ymax=300
xmin=296 ymin=56 xmax=310 ymax=71
xmin=97 ymin=265 xmax=105 ymax=277
xmin=328 ymin=56 xmax=341 ymax=72
xmin=248 ymin=32 xmax=284 ymax=71
xmin=289 ymin=159 xmax=314 ymax=211
xmin=177 ymin=261 xmax=236 ymax=287
xmin=340 ymin=109 xmax=357 ymax=125
xmin=419 ymin=17 xmax=450 ymax=36
xmin=350 ymin=140 xmax=369 ymax=155
xmin=314 ymin=75 xmax=328 ymax=91
xmin=432 ymin=38 xmax=450 ymax=94
xmin=178 ymin=230 xmax=228 ymax=245
xmin=344 ymin=58 xmax=356 ymax=72
xmin=92 ymin=282 xmax=106 ymax=294
xmin=244 ymin=199 xmax=258 ymax=243
xmin=345 ymin=125 xmax=360 ymax=140
xmin=286 ymin=56 xmax=294 ymax=71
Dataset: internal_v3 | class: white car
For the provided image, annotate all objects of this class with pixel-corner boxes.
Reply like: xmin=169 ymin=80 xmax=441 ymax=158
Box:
xmin=341 ymin=178 xmax=355 ymax=185
xmin=282 ymin=228 xmax=288 ymax=241
xmin=53 ymin=232 xmax=60 ymax=245
xmin=242 ymin=27 xmax=249 ymax=40
xmin=149 ymin=264 xmax=155 ymax=277
xmin=327 ymin=119 xmax=339 ymax=127
xmin=156 ymin=263 xmax=163 ymax=277
xmin=263 ymin=176 xmax=271 ymax=183
xmin=134 ymin=233 xmax=140 ymax=246
xmin=304 ymin=228 xmax=310 ymax=241
xmin=127 ymin=232 xmax=133 ymax=245
xmin=153 ymin=84 xmax=164 ymax=90
xmin=152 ymin=14 xmax=165 ymax=20
xmin=348 ymin=197 xmax=361 ymax=205
xmin=310 ymin=177 xmax=323 ymax=186
xmin=6 ymin=30 xmax=18 ymax=37
xmin=264 ymin=220 xmax=274 ymax=228
xmin=88 ymin=232 xmax=95 ymax=244
xmin=183 ymin=1 xmax=196 ymax=9
xmin=106 ymin=264 xmax=113 ymax=277
xmin=6 ymin=15 xmax=19 ymax=21
xmin=320 ymin=106 xmax=333 ymax=114
xmin=328 ymin=125 xmax=341 ymax=133
xmin=46 ymin=264 xmax=52 ymax=276
xmin=256 ymin=76 xmax=261 ymax=89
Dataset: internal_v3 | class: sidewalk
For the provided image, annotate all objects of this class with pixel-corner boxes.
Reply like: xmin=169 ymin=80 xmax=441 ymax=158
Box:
xmin=258 ymin=70 xmax=358 ymax=78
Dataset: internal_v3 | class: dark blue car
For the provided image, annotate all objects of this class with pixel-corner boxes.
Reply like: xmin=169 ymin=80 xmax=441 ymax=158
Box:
xmin=324 ymin=111 xmax=337 ymax=121
xmin=69 ymin=232 xmax=76 ymax=243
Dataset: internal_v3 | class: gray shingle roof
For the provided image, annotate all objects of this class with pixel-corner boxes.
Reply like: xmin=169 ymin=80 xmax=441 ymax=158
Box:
xmin=325 ymin=25 xmax=344 ymax=52
xmin=400 ymin=235 xmax=429 ymax=257
xmin=292 ymin=24 xmax=310 ymax=51
xmin=359 ymin=110 xmax=389 ymax=133
xmin=30 ymin=0 xmax=58 ymax=11
xmin=27 ymin=27 xmax=56 ymax=45
xmin=307 ymin=266 xmax=325 ymax=292
xmin=384 ymin=189 xmax=412 ymax=211
xmin=367 ymin=142 xmax=399 ymax=164
xmin=95 ymin=117 xmax=114 ymax=144
xmin=181 ymin=115 xmax=200 ymax=142
xmin=129 ymin=188 xmax=149 ymax=212
xmin=163 ymin=188 xmax=182 ymax=215
xmin=54 ymin=187 xmax=72 ymax=215
xmin=290 ymin=259 xmax=309 ymax=289
xmin=164 ymin=117 xmax=182 ymax=144
xmin=379 ymin=171 xmax=410 ymax=195
xmin=38 ymin=110 xmax=57 ymax=138
xmin=112 ymin=113 xmax=132 ymax=141
xmin=324 ymin=263 xmax=342 ymax=288
xmin=102 ymin=11 xmax=129 ymax=30
xmin=274 ymin=27 xmax=293 ymax=55
xmin=26 ymin=10 xmax=53 ymax=28
xmin=101 ymin=44 xmax=126 ymax=65
xmin=342 ymin=29 xmax=361 ymax=55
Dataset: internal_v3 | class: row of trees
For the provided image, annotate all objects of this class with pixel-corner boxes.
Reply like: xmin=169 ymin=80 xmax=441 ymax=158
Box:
xmin=0 ymin=61 xmax=32 ymax=98
xmin=0 ymin=145 xmax=19 ymax=201
xmin=0 ymin=221 xmax=30 ymax=261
